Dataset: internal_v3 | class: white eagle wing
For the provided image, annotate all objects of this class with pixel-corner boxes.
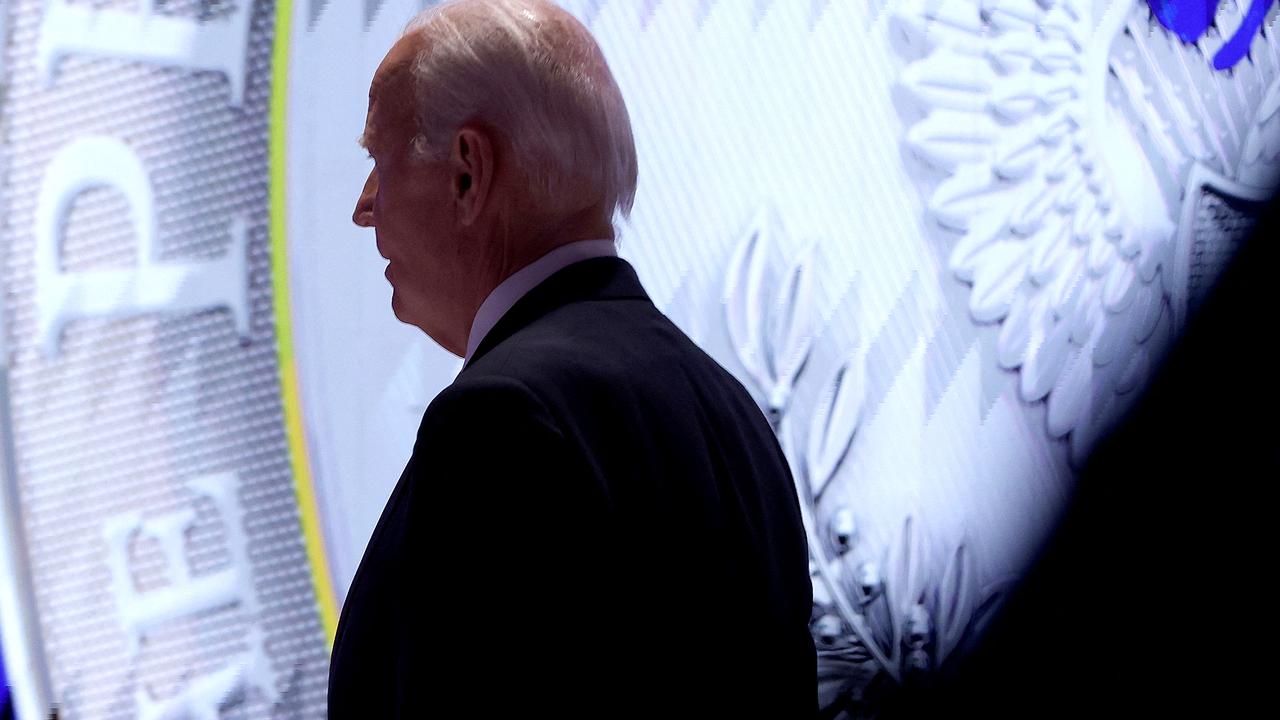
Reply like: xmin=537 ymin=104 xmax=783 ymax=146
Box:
xmin=896 ymin=0 xmax=1181 ymax=466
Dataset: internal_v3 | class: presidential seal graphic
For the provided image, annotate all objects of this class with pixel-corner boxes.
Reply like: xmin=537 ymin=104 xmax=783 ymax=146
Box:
xmin=897 ymin=0 xmax=1280 ymax=466
xmin=0 ymin=1 xmax=329 ymax=718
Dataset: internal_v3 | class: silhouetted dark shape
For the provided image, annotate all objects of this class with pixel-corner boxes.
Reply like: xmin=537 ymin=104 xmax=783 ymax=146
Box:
xmin=877 ymin=189 xmax=1280 ymax=719
xmin=328 ymin=256 xmax=817 ymax=718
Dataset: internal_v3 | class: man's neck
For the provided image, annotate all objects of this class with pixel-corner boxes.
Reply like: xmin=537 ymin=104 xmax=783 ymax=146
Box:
xmin=474 ymin=208 xmax=615 ymax=311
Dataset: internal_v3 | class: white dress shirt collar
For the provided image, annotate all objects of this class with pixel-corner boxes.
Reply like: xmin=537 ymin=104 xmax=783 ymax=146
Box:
xmin=464 ymin=238 xmax=619 ymax=364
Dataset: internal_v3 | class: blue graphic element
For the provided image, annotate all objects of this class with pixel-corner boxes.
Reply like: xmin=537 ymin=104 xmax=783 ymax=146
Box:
xmin=0 ymin=630 xmax=9 ymax=718
xmin=1147 ymin=0 xmax=1277 ymax=70
xmin=1212 ymin=0 xmax=1276 ymax=69
xmin=1147 ymin=0 xmax=1217 ymax=41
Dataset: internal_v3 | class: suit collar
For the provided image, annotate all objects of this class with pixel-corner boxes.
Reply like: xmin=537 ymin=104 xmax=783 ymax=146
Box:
xmin=465 ymin=239 xmax=618 ymax=363
xmin=460 ymin=255 xmax=650 ymax=372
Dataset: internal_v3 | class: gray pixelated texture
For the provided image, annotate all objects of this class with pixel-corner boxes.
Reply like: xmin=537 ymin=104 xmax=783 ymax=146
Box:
xmin=0 ymin=0 xmax=328 ymax=717
xmin=1188 ymin=188 xmax=1263 ymax=315
xmin=308 ymin=0 xmax=435 ymax=29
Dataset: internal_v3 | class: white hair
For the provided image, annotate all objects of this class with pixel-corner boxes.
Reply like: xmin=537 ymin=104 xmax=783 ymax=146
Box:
xmin=402 ymin=0 xmax=638 ymax=227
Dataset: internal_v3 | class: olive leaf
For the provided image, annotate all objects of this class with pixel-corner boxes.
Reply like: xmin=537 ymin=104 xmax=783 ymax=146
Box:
xmin=958 ymin=577 xmax=1015 ymax=660
xmin=804 ymin=350 xmax=865 ymax=500
xmin=764 ymin=239 xmax=818 ymax=412
xmin=932 ymin=541 xmax=978 ymax=664
xmin=722 ymin=206 xmax=818 ymax=422
xmin=882 ymin=515 xmax=929 ymax=665
xmin=723 ymin=205 xmax=777 ymax=400
xmin=816 ymin=650 xmax=878 ymax=717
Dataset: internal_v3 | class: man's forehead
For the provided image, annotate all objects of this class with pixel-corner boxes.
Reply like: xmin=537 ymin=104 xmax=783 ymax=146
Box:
xmin=363 ymin=64 xmax=395 ymax=131
xmin=357 ymin=87 xmax=379 ymax=151
xmin=374 ymin=33 xmax=421 ymax=91
xmin=361 ymin=33 xmax=421 ymax=148
xmin=367 ymin=71 xmax=386 ymax=109
xmin=367 ymin=64 xmax=411 ymax=119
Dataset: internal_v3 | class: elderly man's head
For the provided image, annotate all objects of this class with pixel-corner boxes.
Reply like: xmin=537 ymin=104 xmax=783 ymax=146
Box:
xmin=353 ymin=0 xmax=638 ymax=355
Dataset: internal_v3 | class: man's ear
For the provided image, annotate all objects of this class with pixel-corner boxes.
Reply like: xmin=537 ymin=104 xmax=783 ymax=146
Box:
xmin=451 ymin=125 xmax=494 ymax=227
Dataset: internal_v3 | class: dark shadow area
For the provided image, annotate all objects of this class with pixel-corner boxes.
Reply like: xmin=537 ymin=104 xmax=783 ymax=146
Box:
xmin=879 ymin=186 xmax=1280 ymax=719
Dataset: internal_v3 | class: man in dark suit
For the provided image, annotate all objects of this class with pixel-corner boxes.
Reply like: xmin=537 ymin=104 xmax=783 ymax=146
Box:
xmin=328 ymin=1 xmax=816 ymax=716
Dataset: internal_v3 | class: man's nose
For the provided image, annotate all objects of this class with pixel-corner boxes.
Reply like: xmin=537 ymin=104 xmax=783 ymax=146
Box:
xmin=353 ymin=168 xmax=377 ymax=227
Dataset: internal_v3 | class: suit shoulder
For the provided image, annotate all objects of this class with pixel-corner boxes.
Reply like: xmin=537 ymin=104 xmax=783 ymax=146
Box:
xmin=473 ymin=303 xmax=759 ymax=415
xmin=421 ymin=374 xmax=562 ymax=440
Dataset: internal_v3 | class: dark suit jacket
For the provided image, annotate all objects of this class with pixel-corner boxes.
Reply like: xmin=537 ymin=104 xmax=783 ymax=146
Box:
xmin=328 ymin=256 xmax=816 ymax=718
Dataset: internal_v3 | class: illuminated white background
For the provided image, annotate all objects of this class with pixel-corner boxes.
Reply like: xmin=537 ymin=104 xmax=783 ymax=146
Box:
xmin=283 ymin=0 xmax=1279 ymax=703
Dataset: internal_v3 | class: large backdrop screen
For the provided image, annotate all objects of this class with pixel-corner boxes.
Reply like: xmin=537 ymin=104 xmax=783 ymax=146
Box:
xmin=0 ymin=1 xmax=1276 ymax=718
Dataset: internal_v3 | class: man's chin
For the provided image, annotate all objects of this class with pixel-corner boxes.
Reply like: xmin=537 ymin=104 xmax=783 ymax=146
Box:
xmin=389 ymin=292 xmax=410 ymax=324
xmin=389 ymin=298 xmax=430 ymax=339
